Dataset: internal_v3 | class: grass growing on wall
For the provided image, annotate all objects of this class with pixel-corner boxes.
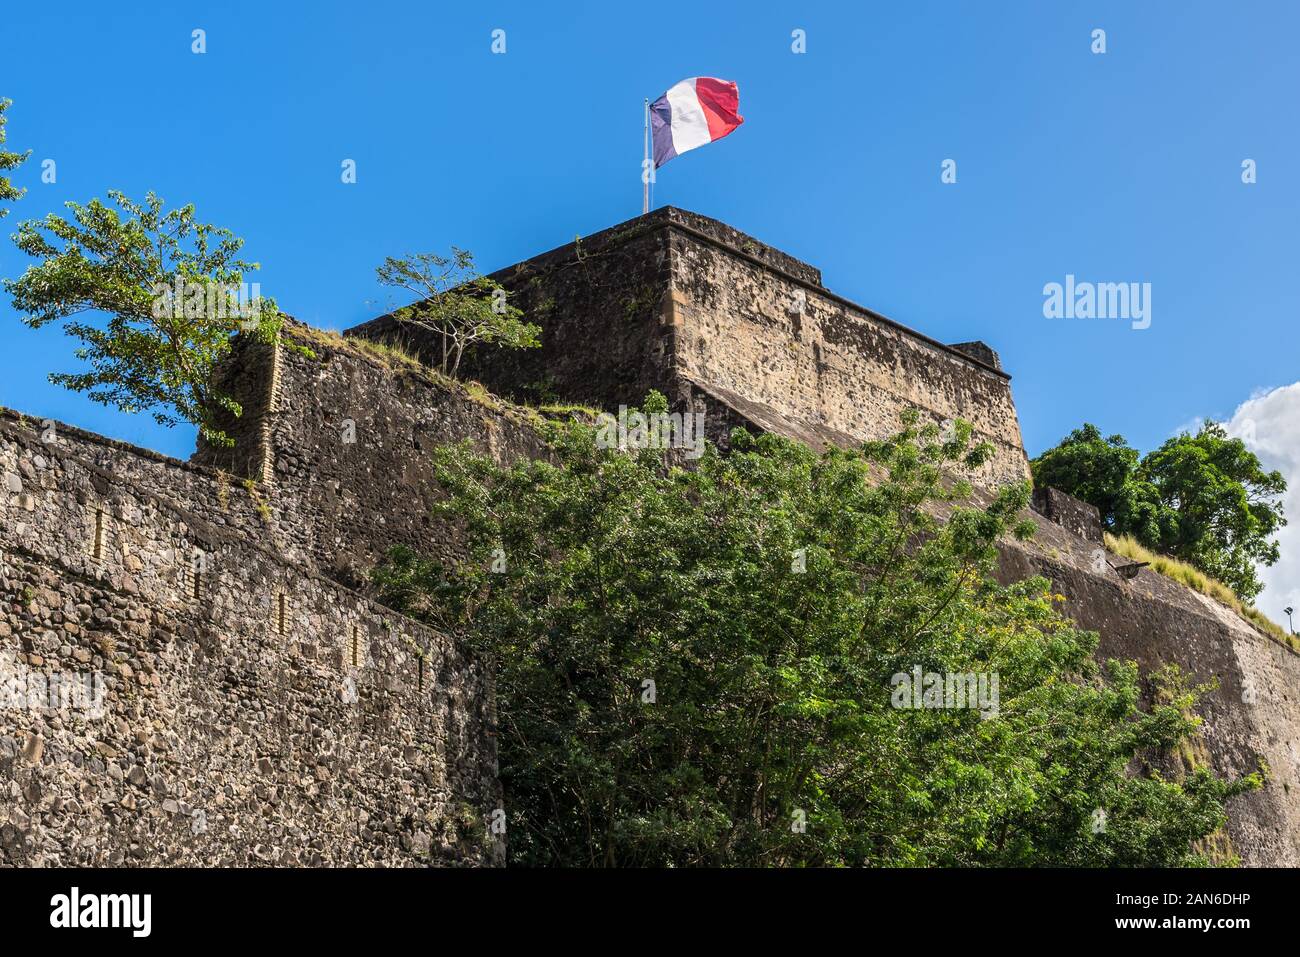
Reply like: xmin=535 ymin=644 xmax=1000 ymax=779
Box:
xmin=289 ymin=325 xmax=608 ymax=434
xmin=1153 ymin=665 xmax=1242 ymax=867
xmin=1105 ymin=533 xmax=1298 ymax=652
xmin=535 ymin=402 xmax=603 ymax=421
xmin=294 ymin=326 xmax=426 ymax=374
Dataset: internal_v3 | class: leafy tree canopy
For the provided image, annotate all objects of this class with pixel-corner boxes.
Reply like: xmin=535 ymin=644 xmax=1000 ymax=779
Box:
xmin=376 ymin=400 xmax=1257 ymax=866
xmin=376 ymin=247 xmax=540 ymax=377
xmin=1032 ymin=422 xmax=1286 ymax=602
xmin=6 ymin=191 xmax=290 ymax=447
xmin=0 ymin=98 xmax=30 ymax=217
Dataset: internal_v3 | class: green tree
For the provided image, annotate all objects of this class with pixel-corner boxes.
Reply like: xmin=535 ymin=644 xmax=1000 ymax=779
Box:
xmin=1029 ymin=423 xmax=1175 ymax=545
xmin=376 ymin=400 xmax=1257 ymax=867
xmin=375 ymin=247 xmax=540 ymax=377
xmin=6 ymin=191 xmax=290 ymax=447
xmin=1032 ymin=422 xmax=1285 ymax=602
xmin=0 ymin=98 xmax=30 ymax=217
xmin=1030 ymin=424 xmax=1142 ymax=524
xmin=1136 ymin=423 xmax=1286 ymax=602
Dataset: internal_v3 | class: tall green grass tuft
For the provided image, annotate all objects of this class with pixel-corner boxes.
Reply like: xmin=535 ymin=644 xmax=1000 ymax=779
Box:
xmin=1104 ymin=533 xmax=1298 ymax=652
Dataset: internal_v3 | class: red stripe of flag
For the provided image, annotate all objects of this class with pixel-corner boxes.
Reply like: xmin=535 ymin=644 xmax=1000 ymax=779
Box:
xmin=693 ymin=77 xmax=744 ymax=142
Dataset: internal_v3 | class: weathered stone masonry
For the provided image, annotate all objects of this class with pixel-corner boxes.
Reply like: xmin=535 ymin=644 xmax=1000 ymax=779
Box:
xmin=995 ymin=495 xmax=1300 ymax=865
xmin=349 ymin=208 xmax=1300 ymax=864
xmin=3 ymin=206 xmax=1299 ymax=867
xmin=194 ymin=325 xmax=553 ymax=590
xmin=0 ymin=407 xmax=501 ymax=866
xmin=351 ymin=207 xmax=1030 ymax=486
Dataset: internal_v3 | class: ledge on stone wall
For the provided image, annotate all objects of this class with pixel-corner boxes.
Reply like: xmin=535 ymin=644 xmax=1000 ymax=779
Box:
xmin=1031 ymin=486 xmax=1103 ymax=543
xmin=344 ymin=207 xmax=1013 ymax=383
xmin=947 ymin=341 xmax=1003 ymax=372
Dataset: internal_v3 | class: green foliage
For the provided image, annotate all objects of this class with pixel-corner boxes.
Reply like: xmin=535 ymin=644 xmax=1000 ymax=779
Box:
xmin=376 ymin=247 xmax=540 ymax=377
xmin=0 ymin=98 xmax=30 ymax=217
xmin=1140 ymin=423 xmax=1286 ymax=602
xmin=1029 ymin=425 xmax=1140 ymax=523
xmin=376 ymin=406 xmax=1256 ymax=867
xmin=1032 ymin=422 xmax=1286 ymax=602
xmin=5 ymin=191 xmax=288 ymax=447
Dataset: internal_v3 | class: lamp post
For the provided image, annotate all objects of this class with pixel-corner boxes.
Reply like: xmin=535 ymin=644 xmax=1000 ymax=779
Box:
xmin=1286 ymin=606 xmax=1295 ymax=635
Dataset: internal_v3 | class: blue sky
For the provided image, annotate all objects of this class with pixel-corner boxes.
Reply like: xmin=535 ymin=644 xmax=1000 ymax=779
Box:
xmin=1 ymin=0 xmax=1296 ymax=466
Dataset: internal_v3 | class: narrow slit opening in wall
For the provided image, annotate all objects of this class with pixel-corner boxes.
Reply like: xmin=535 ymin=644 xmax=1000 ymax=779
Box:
xmin=351 ymin=624 xmax=360 ymax=668
xmin=192 ymin=560 xmax=202 ymax=600
xmin=277 ymin=593 xmax=287 ymax=636
xmin=92 ymin=507 xmax=104 ymax=560
xmin=418 ymin=654 xmax=424 ymax=694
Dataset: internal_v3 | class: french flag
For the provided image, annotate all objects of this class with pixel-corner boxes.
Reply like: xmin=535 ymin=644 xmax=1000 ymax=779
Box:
xmin=650 ymin=77 xmax=744 ymax=168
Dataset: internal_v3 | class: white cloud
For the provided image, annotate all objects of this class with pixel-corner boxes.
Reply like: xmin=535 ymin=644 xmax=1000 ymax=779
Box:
xmin=1224 ymin=382 xmax=1300 ymax=630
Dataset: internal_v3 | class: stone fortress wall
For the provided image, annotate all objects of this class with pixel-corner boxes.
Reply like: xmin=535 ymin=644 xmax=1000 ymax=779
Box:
xmin=0 ymin=394 xmax=501 ymax=866
xmin=2 ymin=207 xmax=1298 ymax=866
xmin=999 ymin=492 xmax=1300 ymax=865
xmin=193 ymin=325 xmax=552 ymax=590
xmin=351 ymin=207 xmax=1030 ymax=485
xmin=348 ymin=208 xmax=1300 ymax=865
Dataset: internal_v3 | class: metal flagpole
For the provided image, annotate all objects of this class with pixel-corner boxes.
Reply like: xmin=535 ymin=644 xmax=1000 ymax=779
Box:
xmin=643 ymin=98 xmax=650 ymax=215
